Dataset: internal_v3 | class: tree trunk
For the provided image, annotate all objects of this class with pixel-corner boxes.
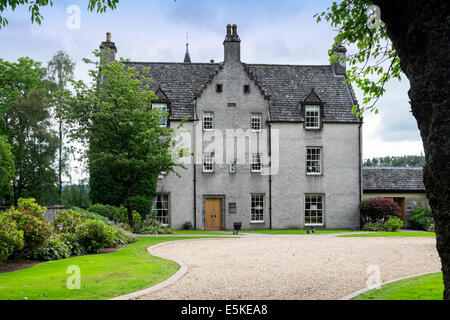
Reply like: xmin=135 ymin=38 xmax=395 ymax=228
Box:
xmin=58 ymin=115 xmax=62 ymax=205
xmin=374 ymin=0 xmax=450 ymax=299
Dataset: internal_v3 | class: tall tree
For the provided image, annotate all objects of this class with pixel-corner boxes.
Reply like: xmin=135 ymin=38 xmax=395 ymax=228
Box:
xmin=317 ymin=0 xmax=450 ymax=299
xmin=63 ymin=52 xmax=187 ymax=227
xmin=0 ymin=57 xmax=59 ymax=205
xmin=0 ymin=0 xmax=119 ymax=28
xmin=0 ymin=135 xmax=15 ymax=204
xmin=47 ymin=51 xmax=75 ymax=204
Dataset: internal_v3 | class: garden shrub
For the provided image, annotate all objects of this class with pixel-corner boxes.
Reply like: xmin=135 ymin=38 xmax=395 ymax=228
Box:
xmin=384 ymin=215 xmax=404 ymax=232
xmin=77 ymin=219 xmax=121 ymax=253
xmin=60 ymin=233 xmax=86 ymax=256
xmin=54 ymin=209 xmax=84 ymax=233
xmin=409 ymin=207 xmax=433 ymax=231
xmin=0 ymin=214 xmax=25 ymax=262
xmin=362 ymin=222 xmax=387 ymax=232
xmin=88 ymin=204 xmax=126 ymax=224
xmin=33 ymin=235 xmax=71 ymax=261
xmin=427 ymin=223 xmax=435 ymax=233
xmin=360 ymin=197 xmax=401 ymax=225
xmin=16 ymin=198 xmax=46 ymax=220
xmin=3 ymin=209 xmax=52 ymax=254
xmin=130 ymin=195 xmax=152 ymax=218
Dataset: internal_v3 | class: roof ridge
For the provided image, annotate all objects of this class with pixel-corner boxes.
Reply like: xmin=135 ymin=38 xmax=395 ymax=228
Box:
xmin=245 ymin=63 xmax=331 ymax=68
xmin=125 ymin=61 xmax=222 ymax=66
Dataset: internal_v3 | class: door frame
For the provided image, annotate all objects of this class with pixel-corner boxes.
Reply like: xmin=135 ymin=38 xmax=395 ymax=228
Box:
xmin=202 ymin=195 xmax=225 ymax=231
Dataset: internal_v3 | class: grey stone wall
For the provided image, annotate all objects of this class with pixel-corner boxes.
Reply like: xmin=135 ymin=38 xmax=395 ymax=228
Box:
xmin=156 ymin=59 xmax=362 ymax=230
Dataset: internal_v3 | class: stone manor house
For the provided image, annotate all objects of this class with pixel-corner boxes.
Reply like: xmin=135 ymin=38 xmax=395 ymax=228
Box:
xmin=100 ymin=25 xmax=363 ymax=230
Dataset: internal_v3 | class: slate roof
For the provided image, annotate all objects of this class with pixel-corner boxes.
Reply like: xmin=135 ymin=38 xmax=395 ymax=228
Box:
xmin=244 ymin=64 xmax=359 ymax=122
xmin=125 ymin=62 xmax=222 ymax=120
xmin=125 ymin=61 xmax=360 ymax=122
xmin=363 ymin=167 xmax=425 ymax=192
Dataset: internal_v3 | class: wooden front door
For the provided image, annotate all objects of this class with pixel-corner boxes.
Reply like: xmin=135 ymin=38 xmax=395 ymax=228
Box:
xmin=205 ymin=198 xmax=222 ymax=231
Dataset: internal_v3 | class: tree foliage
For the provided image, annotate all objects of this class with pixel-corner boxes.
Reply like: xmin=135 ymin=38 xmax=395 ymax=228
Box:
xmin=47 ymin=51 xmax=75 ymax=204
xmin=0 ymin=0 xmax=119 ymax=28
xmin=62 ymin=51 xmax=187 ymax=226
xmin=315 ymin=0 xmax=402 ymax=115
xmin=363 ymin=155 xmax=425 ymax=167
xmin=0 ymin=57 xmax=59 ymax=205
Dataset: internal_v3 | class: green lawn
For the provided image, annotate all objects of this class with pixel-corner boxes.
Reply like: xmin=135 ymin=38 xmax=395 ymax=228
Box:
xmin=172 ymin=230 xmax=232 ymax=235
xmin=354 ymin=272 xmax=443 ymax=300
xmin=0 ymin=236 xmax=205 ymax=300
xmin=241 ymin=229 xmax=352 ymax=235
xmin=339 ymin=231 xmax=436 ymax=238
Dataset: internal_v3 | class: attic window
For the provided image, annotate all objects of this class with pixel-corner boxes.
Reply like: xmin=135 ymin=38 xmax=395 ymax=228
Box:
xmin=305 ymin=105 xmax=321 ymax=129
xmin=243 ymin=85 xmax=250 ymax=94
xmin=216 ymin=84 xmax=223 ymax=93
xmin=228 ymin=103 xmax=236 ymax=108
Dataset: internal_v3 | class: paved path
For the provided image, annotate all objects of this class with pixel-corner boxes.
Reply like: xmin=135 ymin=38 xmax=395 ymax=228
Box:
xmin=136 ymin=236 xmax=441 ymax=300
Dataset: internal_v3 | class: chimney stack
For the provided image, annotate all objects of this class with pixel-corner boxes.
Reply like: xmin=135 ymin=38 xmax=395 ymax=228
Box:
xmin=100 ymin=32 xmax=117 ymax=64
xmin=223 ymin=24 xmax=241 ymax=65
xmin=330 ymin=44 xmax=347 ymax=76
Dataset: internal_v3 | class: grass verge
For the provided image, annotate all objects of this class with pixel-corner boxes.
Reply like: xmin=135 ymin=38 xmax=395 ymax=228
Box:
xmin=0 ymin=236 xmax=205 ymax=300
xmin=241 ymin=229 xmax=352 ymax=235
xmin=339 ymin=232 xmax=435 ymax=238
xmin=354 ymin=272 xmax=443 ymax=300
xmin=172 ymin=230 xmax=232 ymax=235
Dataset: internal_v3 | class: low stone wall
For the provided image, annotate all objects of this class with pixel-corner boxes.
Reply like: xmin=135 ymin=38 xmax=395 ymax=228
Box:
xmin=0 ymin=206 xmax=73 ymax=222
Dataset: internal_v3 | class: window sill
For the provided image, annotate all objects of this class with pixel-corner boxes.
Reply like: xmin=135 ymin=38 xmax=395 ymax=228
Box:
xmin=250 ymin=221 xmax=265 ymax=224
xmin=306 ymin=173 xmax=323 ymax=176
xmin=203 ymin=171 xmax=214 ymax=174
xmin=251 ymin=170 xmax=262 ymax=174
xmin=305 ymin=223 xmax=324 ymax=227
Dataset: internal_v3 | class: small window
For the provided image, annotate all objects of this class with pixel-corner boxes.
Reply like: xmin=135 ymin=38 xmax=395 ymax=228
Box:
xmin=251 ymin=114 xmax=262 ymax=132
xmin=306 ymin=147 xmax=322 ymax=175
xmin=216 ymin=84 xmax=223 ymax=93
xmin=251 ymin=153 xmax=262 ymax=172
xmin=243 ymin=85 xmax=250 ymax=94
xmin=228 ymin=103 xmax=236 ymax=108
xmin=251 ymin=194 xmax=264 ymax=222
xmin=153 ymin=194 xmax=169 ymax=225
xmin=203 ymin=112 xmax=214 ymax=131
xmin=152 ymin=103 xmax=168 ymax=127
xmin=203 ymin=153 xmax=214 ymax=172
xmin=229 ymin=202 xmax=237 ymax=215
xmin=305 ymin=194 xmax=324 ymax=226
xmin=305 ymin=105 xmax=320 ymax=129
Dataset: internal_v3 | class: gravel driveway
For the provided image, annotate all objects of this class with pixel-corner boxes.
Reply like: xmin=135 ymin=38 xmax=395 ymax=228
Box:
xmin=137 ymin=237 xmax=441 ymax=300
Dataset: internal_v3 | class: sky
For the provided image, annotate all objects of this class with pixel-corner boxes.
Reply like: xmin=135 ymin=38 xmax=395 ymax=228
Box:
xmin=0 ymin=0 xmax=424 ymax=180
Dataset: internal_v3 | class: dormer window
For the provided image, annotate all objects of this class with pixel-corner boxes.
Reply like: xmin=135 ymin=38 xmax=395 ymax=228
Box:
xmin=305 ymin=105 xmax=320 ymax=129
xmin=152 ymin=103 xmax=168 ymax=127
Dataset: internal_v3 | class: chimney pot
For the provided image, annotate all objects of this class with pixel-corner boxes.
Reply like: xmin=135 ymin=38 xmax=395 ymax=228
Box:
xmin=232 ymin=24 xmax=237 ymax=35
xmin=210 ymin=59 xmax=215 ymax=64
xmin=106 ymin=32 xmax=111 ymax=42
xmin=226 ymin=24 xmax=232 ymax=35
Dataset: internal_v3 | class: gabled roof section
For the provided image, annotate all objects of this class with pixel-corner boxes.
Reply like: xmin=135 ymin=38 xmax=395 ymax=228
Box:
xmin=244 ymin=64 xmax=360 ymax=123
xmin=302 ymin=89 xmax=322 ymax=103
xmin=125 ymin=62 xmax=222 ymax=120
xmin=154 ymin=88 xmax=170 ymax=103
xmin=126 ymin=61 xmax=360 ymax=123
xmin=363 ymin=167 xmax=426 ymax=193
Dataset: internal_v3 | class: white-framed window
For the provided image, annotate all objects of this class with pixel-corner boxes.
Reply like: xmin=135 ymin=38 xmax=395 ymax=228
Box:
xmin=251 ymin=194 xmax=264 ymax=222
xmin=306 ymin=147 xmax=322 ymax=175
xmin=153 ymin=194 xmax=169 ymax=225
xmin=305 ymin=194 xmax=324 ymax=226
xmin=251 ymin=153 xmax=262 ymax=172
xmin=203 ymin=112 xmax=214 ymax=131
xmin=305 ymin=105 xmax=320 ymax=129
xmin=203 ymin=152 xmax=214 ymax=172
xmin=152 ymin=103 xmax=168 ymax=127
xmin=251 ymin=113 xmax=262 ymax=132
